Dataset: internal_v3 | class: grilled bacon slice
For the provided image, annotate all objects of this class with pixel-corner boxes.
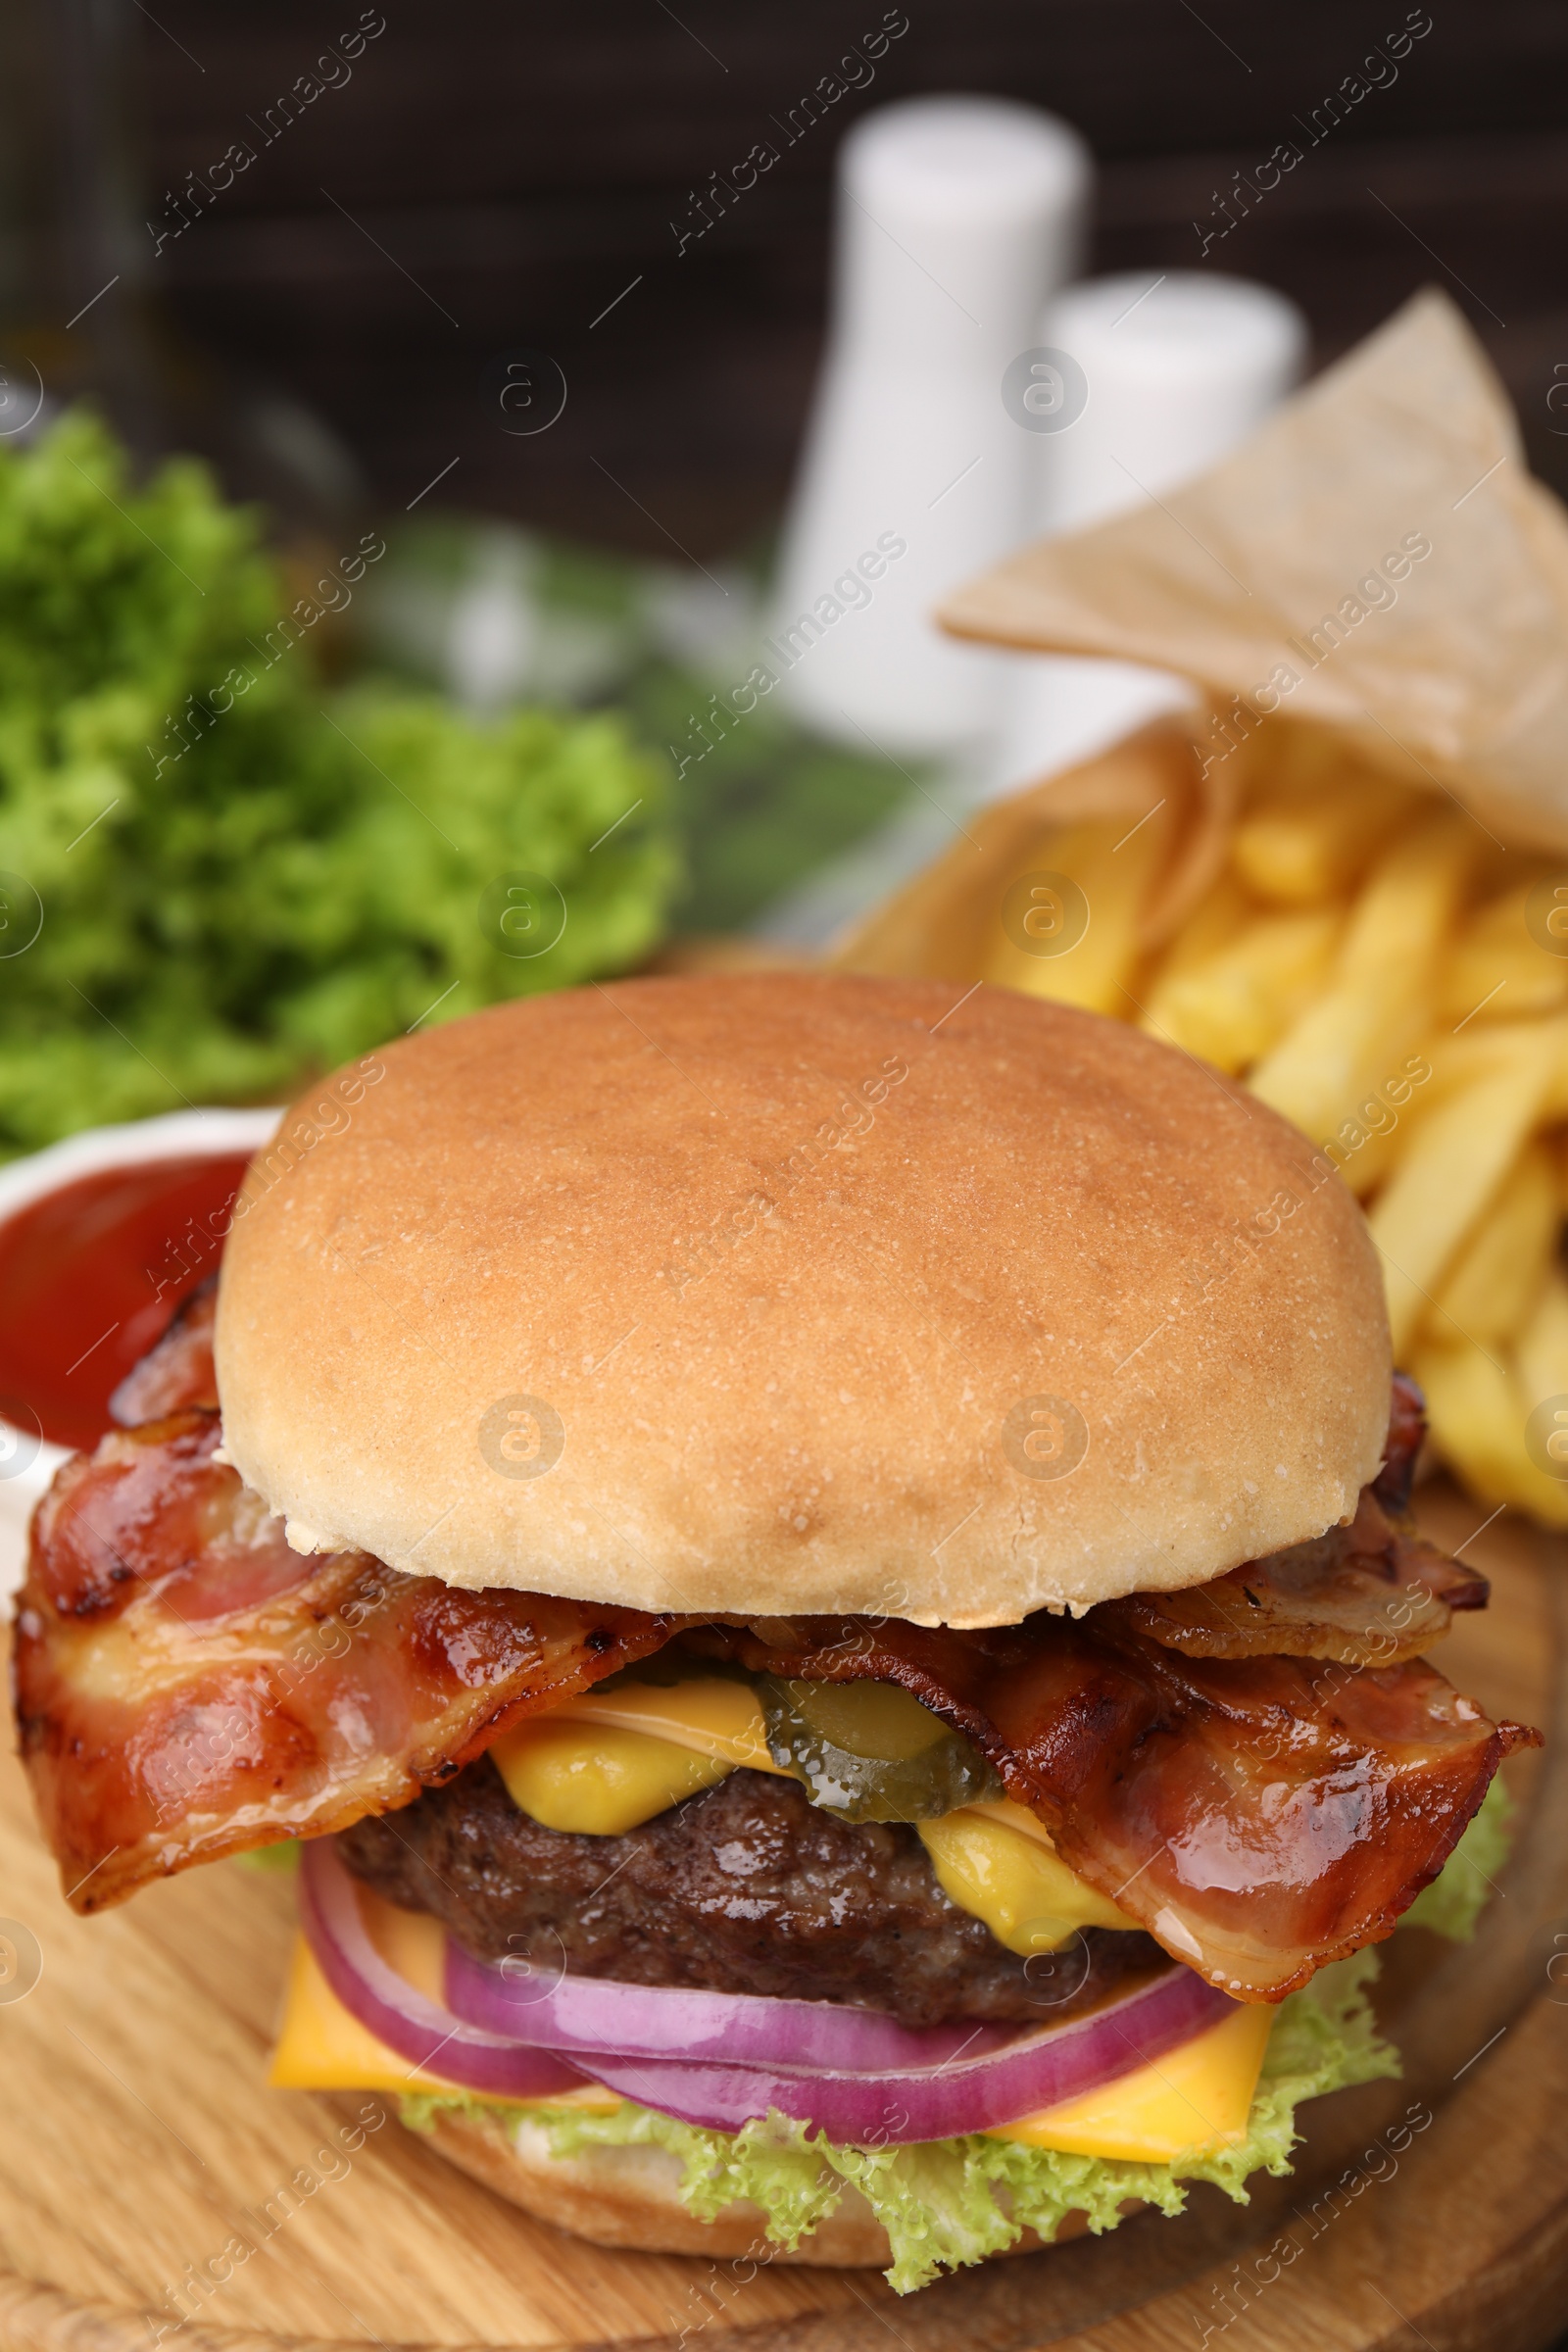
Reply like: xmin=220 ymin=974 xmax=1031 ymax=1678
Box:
xmin=13 ymin=1412 xmax=681 ymax=1913
xmin=1105 ymin=1486 xmax=1487 ymax=1668
xmin=108 ymin=1277 xmax=219 ymax=1424
xmin=1108 ymin=1373 xmax=1479 ymax=1669
xmin=728 ymin=1613 xmax=1536 ymax=2000
xmin=1374 ymin=1368 xmax=1428 ymax=1514
xmin=13 ymin=1378 xmax=1535 ymax=1996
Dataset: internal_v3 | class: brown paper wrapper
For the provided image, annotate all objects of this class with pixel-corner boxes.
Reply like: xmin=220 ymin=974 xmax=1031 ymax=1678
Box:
xmin=935 ymin=287 xmax=1568 ymax=856
xmin=833 ymin=287 xmax=1568 ymax=978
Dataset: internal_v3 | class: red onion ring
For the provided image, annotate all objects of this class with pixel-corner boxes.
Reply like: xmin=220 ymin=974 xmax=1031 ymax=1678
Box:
xmin=304 ymin=1839 xmax=1241 ymax=2144
xmin=299 ymin=1839 xmax=585 ymax=2101
xmin=564 ymin=1965 xmax=1239 ymax=2144
xmin=444 ymin=1935 xmax=1011 ymax=2071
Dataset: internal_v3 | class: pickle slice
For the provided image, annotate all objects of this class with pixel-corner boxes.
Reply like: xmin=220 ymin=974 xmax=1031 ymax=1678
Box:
xmin=759 ymin=1676 xmax=1004 ymax=1822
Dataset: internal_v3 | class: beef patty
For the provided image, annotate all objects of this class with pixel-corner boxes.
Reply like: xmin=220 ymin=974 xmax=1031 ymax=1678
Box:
xmin=337 ymin=1758 xmax=1162 ymax=2028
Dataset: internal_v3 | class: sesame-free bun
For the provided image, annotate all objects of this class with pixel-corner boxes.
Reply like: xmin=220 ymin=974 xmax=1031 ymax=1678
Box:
xmin=215 ymin=975 xmax=1391 ymax=1626
xmin=425 ymin=2109 xmax=894 ymax=2264
xmin=420 ymin=2108 xmax=1058 ymax=2265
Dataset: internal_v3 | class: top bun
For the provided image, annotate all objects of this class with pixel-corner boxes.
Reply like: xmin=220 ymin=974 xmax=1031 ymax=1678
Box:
xmin=215 ymin=975 xmax=1391 ymax=1627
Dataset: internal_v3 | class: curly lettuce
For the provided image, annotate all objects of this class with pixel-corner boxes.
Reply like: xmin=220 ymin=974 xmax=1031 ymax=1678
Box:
xmin=1400 ymin=1772 xmax=1512 ymax=1941
xmin=0 ymin=411 xmax=677 ymax=1156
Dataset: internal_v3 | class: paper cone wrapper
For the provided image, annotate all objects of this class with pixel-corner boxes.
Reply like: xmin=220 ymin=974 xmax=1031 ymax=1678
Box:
xmin=835 ymin=289 xmax=1568 ymax=975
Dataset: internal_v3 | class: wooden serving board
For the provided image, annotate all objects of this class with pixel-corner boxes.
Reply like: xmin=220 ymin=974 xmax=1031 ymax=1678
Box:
xmin=3 ymin=1482 xmax=1568 ymax=2352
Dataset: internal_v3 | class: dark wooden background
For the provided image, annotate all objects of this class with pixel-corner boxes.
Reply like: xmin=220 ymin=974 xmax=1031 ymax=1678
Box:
xmin=47 ymin=2 xmax=1568 ymax=552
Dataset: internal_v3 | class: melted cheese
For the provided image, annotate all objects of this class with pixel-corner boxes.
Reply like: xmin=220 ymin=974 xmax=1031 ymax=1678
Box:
xmin=986 ymin=1999 xmax=1274 ymax=2161
xmin=524 ymin=1676 xmax=783 ymax=1767
xmin=487 ymin=1677 xmax=783 ymax=1835
xmin=963 ymin=1796 xmax=1079 ymax=1850
xmin=917 ymin=1808 xmax=1138 ymax=1953
xmin=488 ymin=1722 xmax=735 ymax=1835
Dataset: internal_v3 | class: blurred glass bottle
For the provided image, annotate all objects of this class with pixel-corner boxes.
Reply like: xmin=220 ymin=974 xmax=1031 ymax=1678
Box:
xmin=0 ymin=0 xmax=166 ymax=452
xmin=0 ymin=0 xmax=359 ymax=524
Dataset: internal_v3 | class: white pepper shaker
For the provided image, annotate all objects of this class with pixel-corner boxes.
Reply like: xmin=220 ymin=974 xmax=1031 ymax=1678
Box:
xmin=769 ymin=96 xmax=1091 ymax=758
xmin=989 ymin=270 xmax=1308 ymax=796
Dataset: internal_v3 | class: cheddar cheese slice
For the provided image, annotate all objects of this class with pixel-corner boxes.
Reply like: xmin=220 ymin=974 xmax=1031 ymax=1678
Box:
xmin=269 ymin=1935 xmax=465 ymax=2094
xmin=986 ymin=1998 xmax=1274 ymax=2162
xmin=268 ymin=1935 xmax=620 ymax=2109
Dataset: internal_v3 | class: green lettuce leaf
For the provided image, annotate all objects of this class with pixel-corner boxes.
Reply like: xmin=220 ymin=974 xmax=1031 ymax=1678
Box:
xmin=1400 ymin=1772 xmax=1512 ymax=1941
xmin=232 ymin=1838 xmax=300 ymax=1874
xmin=0 ymin=410 xmax=678 ymax=1158
xmin=401 ymin=1952 xmax=1397 ymax=2295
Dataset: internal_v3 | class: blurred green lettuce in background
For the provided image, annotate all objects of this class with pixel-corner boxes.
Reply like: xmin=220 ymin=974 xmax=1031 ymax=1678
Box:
xmin=353 ymin=514 xmax=918 ymax=939
xmin=0 ymin=412 xmax=677 ymax=1156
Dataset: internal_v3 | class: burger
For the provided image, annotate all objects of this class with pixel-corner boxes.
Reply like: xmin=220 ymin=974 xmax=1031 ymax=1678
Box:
xmin=13 ymin=975 xmax=1535 ymax=2291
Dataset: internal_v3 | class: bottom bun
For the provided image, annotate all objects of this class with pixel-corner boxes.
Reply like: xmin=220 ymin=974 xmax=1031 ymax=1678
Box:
xmin=421 ymin=2110 xmax=1097 ymax=2269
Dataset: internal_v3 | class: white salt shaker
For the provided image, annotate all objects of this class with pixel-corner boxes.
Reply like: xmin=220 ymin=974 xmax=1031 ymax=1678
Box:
xmin=989 ymin=270 xmax=1307 ymax=795
xmin=769 ymin=97 xmax=1091 ymax=758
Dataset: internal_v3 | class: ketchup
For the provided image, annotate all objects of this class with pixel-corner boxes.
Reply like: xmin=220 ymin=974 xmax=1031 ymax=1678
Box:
xmin=0 ymin=1155 xmax=252 ymax=1451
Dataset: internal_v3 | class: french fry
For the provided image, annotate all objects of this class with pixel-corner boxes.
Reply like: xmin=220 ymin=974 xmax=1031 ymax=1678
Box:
xmin=1410 ymin=1336 xmax=1568 ymax=1529
xmin=1249 ymin=816 xmax=1475 ymax=1148
xmin=929 ymin=713 xmax=1568 ymax=1527
xmin=1230 ymin=772 xmax=1416 ymax=905
xmin=1367 ymin=1033 xmax=1560 ymax=1357
xmin=1147 ymin=872 xmax=1257 ymax=985
xmin=1436 ymin=877 xmax=1568 ymax=1026
xmin=1429 ymin=1140 xmax=1559 ymax=1347
xmin=1249 ymin=976 xmax=1428 ymax=1154
xmin=984 ymin=817 xmax=1165 ymax=1014
xmin=1512 ymin=1263 xmax=1568 ymax=1418
xmin=1139 ymin=907 xmax=1340 ymax=1075
xmin=1425 ymin=1013 xmax=1568 ymax=1122
xmin=1324 ymin=1098 xmax=1410 ymax=1203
